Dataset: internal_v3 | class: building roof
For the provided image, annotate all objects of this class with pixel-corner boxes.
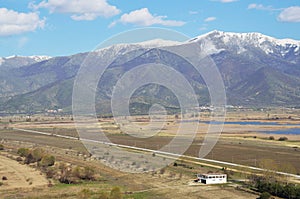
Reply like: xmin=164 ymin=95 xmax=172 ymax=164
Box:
xmin=198 ymin=173 xmax=226 ymax=176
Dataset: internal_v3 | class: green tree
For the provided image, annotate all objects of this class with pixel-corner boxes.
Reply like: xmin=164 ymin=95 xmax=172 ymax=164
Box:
xmin=283 ymin=184 xmax=297 ymax=199
xmin=269 ymin=136 xmax=275 ymax=140
xmin=258 ymin=192 xmax=271 ymax=199
xmin=278 ymin=137 xmax=288 ymax=141
xmin=17 ymin=148 xmax=30 ymax=157
xmin=40 ymin=155 xmax=55 ymax=167
xmin=32 ymin=148 xmax=44 ymax=162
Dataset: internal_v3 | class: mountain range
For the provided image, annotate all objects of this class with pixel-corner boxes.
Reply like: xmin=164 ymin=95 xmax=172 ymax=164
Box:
xmin=1 ymin=30 xmax=300 ymax=114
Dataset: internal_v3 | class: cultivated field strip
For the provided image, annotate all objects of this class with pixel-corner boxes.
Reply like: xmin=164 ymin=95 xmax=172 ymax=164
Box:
xmin=12 ymin=127 xmax=300 ymax=180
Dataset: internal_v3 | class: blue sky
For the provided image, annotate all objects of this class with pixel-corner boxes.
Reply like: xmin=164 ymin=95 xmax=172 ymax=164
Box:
xmin=1 ymin=0 xmax=300 ymax=57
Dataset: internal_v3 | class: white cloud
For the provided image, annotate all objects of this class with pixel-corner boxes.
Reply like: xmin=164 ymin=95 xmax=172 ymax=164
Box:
xmin=278 ymin=6 xmax=300 ymax=22
xmin=247 ymin=4 xmax=277 ymax=11
xmin=248 ymin=4 xmax=264 ymax=10
xmin=112 ymin=8 xmax=185 ymax=27
xmin=204 ymin=17 xmax=216 ymax=22
xmin=211 ymin=0 xmax=238 ymax=3
xmin=33 ymin=0 xmax=120 ymax=21
xmin=0 ymin=8 xmax=45 ymax=36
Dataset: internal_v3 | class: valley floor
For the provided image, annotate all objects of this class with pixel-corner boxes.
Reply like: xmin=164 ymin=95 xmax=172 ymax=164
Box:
xmin=0 ymin=109 xmax=299 ymax=198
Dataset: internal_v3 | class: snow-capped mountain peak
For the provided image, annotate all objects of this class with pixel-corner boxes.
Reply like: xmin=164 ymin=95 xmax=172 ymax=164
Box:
xmin=190 ymin=30 xmax=300 ymax=46
xmin=188 ymin=30 xmax=300 ymax=56
xmin=93 ymin=38 xmax=183 ymax=60
xmin=4 ymin=55 xmax=51 ymax=61
xmin=0 ymin=55 xmax=52 ymax=68
xmin=5 ymin=55 xmax=51 ymax=61
xmin=134 ymin=39 xmax=182 ymax=48
xmin=96 ymin=38 xmax=182 ymax=52
xmin=27 ymin=55 xmax=52 ymax=62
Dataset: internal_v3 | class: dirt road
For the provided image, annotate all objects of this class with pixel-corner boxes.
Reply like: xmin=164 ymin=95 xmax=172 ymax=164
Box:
xmin=0 ymin=153 xmax=49 ymax=190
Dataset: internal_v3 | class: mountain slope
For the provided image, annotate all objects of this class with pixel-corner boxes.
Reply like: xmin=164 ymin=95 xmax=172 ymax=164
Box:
xmin=229 ymin=67 xmax=300 ymax=106
xmin=0 ymin=55 xmax=51 ymax=70
xmin=1 ymin=31 xmax=300 ymax=114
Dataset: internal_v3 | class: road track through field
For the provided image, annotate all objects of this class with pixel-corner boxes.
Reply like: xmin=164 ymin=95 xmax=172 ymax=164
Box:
xmin=12 ymin=127 xmax=300 ymax=180
xmin=0 ymin=153 xmax=49 ymax=190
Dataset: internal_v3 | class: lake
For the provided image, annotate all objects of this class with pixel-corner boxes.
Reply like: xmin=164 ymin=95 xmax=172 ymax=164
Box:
xmin=180 ymin=120 xmax=300 ymax=126
xmin=263 ymin=128 xmax=300 ymax=135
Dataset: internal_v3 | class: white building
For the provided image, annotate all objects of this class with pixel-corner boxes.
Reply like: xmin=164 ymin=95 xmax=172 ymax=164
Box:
xmin=196 ymin=173 xmax=227 ymax=184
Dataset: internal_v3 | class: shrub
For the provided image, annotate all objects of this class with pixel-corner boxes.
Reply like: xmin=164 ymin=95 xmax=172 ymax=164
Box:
xmin=278 ymin=137 xmax=288 ymax=141
xmin=259 ymin=192 xmax=271 ymax=199
xmin=269 ymin=136 xmax=275 ymax=140
xmin=72 ymin=166 xmax=84 ymax=179
xmin=40 ymin=155 xmax=55 ymax=167
xmin=253 ymin=177 xmax=300 ymax=199
xmin=32 ymin=148 xmax=44 ymax=162
xmin=24 ymin=148 xmax=45 ymax=164
xmin=83 ymin=166 xmax=95 ymax=180
xmin=0 ymin=144 xmax=4 ymax=150
xmin=58 ymin=163 xmax=74 ymax=184
xmin=110 ymin=187 xmax=123 ymax=199
xmin=72 ymin=166 xmax=95 ymax=180
xmin=45 ymin=167 xmax=56 ymax=179
xmin=17 ymin=148 xmax=30 ymax=157
xmin=25 ymin=153 xmax=35 ymax=164
xmin=16 ymin=157 xmax=23 ymax=162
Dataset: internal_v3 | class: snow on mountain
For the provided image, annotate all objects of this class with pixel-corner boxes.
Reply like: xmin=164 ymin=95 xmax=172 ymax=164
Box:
xmin=93 ymin=31 xmax=300 ymax=60
xmin=0 ymin=55 xmax=51 ymax=68
xmin=188 ymin=30 xmax=300 ymax=56
xmin=27 ymin=55 xmax=52 ymax=62
xmin=0 ymin=57 xmax=4 ymax=66
xmin=2 ymin=30 xmax=299 ymax=67
xmin=89 ymin=39 xmax=183 ymax=65
xmin=95 ymin=43 xmax=143 ymax=56
xmin=1 ymin=31 xmax=300 ymax=111
xmin=95 ymin=39 xmax=182 ymax=56
xmin=135 ymin=39 xmax=182 ymax=48
xmin=3 ymin=55 xmax=51 ymax=61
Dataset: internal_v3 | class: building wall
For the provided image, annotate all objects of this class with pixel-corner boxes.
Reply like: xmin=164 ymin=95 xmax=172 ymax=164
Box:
xmin=197 ymin=174 xmax=227 ymax=184
xmin=205 ymin=177 xmax=227 ymax=184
